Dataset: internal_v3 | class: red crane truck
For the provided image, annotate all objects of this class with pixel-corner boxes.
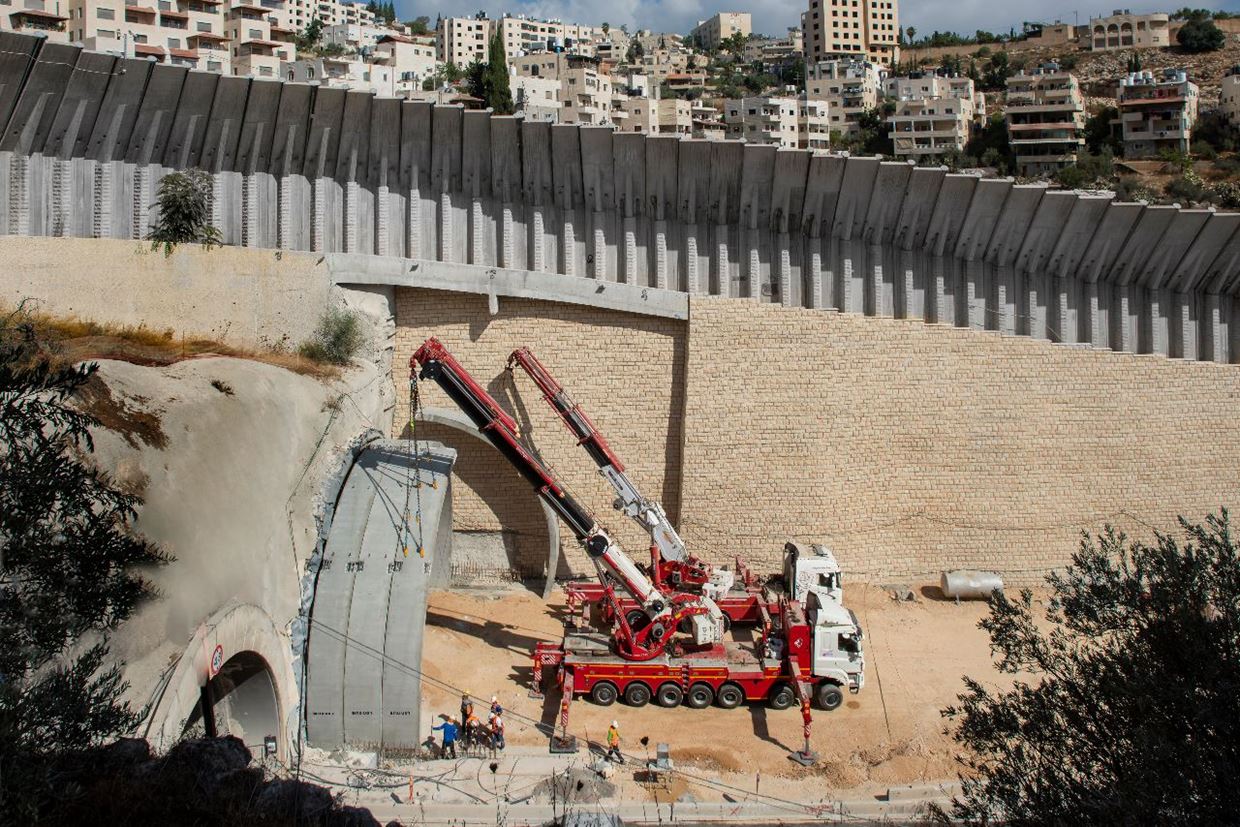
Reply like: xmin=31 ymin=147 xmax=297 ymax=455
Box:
xmin=410 ymin=338 xmax=865 ymax=758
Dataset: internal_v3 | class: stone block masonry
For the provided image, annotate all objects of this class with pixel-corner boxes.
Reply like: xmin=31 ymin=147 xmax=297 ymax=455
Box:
xmin=395 ymin=290 xmax=1240 ymax=586
xmin=0 ymin=30 xmax=1236 ymax=366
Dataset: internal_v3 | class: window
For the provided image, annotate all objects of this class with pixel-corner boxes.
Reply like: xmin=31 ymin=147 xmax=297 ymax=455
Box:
xmin=97 ymin=28 xmax=117 ymax=39
xmin=97 ymin=7 xmax=115 ymax=19
xmin=132 ymin=33 xmax=148 ymax=43
xmin=208 ymin=60 xmax=222 ymax=71
xmin=249 ymin=28 xmax=261 ymax=38
xmin=197 ymin=21 xmax=211 ymax=31
xmin=167 ymin=37 xmax=180 ymax=48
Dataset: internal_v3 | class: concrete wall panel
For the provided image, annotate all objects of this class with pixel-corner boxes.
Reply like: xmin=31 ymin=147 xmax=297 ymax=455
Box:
xmin=1108 ymin=205 xmax=1178 ymax=286
xmin=199 ymin=76 xmax=250 ymax=174
xmin=0 ymin=42 xmax=81 ymax=154
xmin=235 ymin=78 xmax=281 ymax=175
xmin=0 ymin=32 xmax=43 ymax=135
xmin=612 ymin=131 xmax=645 ymax=217
xmin=1140 ymin=210 xmax=1212 ymax=290
xmin=1077 ymin=200 xmax=1143 ymax=283
xmin=1042 ymin=193 xmax=1111 ymax=279
xmin=335 ymin=91 xmax=371 ymax=185
xmin=985 ymin=184 xmax=1044 ymax=267
xmin=269 ymin=82 xmax=313 ymax=178
xmin=894 ymin=165 xmax=945 ymax=250
xmin=163 ymin=71 xmax=219 ymax=169
xmin=675 ymin=139 xmax=711 ymax=225
xmin=46 ymin=52 xmax=116 ymax=160
xmin=1172 ymin=212 xmax=1240 ymax=293
xmin=771 ymin=149 xmax=809 ymax=234
xmin=922 ymin=173 xmax=976 ymax=256
xmin=801 ymin=152 xmax=845 ymax=238
xmin=1012 ymin=189 xmax=1076 ymax=274
xmin=707 ymin=140 xmax=743 ymax=226
xmin=303 ymin=86 xmax=346 ymax=179
xmin=863 ymin=161 xmax=912 ymax=246
xmin=87 ymin=58 xmax=151 ymax=162
xmin=955 ymin=178 xmax=1011 ymax=261
xmin=832 ymin=156 xmax=879 ymax=241
xmin=126 ymin=64 xmax=186 ymax=165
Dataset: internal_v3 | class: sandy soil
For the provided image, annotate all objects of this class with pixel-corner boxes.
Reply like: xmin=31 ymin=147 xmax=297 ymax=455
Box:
xmin=419 ymin=582 xmax=1017 ymax=798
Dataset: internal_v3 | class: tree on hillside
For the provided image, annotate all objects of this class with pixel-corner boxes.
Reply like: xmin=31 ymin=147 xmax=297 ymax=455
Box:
xmin=938 ymin=511 xmax=1240 ymax=825
xmin=1084 ymin=105 xmax=1122 ymax=155
xmin=1178 ymin=18 xmax=1226 ymax=52
xmin=0 ymin=305 xmax=169 ymax=819
xmin=296 ymin=14 xmax=323 ymax=51
xmin=906 ymin=26 xmax=916 ymax=44
xmin=484 ymin=32 xmax=513 ymax=114
xmin=1171 ymin=7 xmax=1214 ymax=22
xmin=405 ymin=15 xmax=430 ymax=35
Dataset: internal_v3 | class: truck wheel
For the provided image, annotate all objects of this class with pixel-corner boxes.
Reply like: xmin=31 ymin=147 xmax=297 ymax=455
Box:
xmin=816 ymin=683 xmax=844 ymax=711
xmin=624 ymin=682 xmax=652 ymax=707
xmin=686 ymin=683 xmax=714 ymax=709
xmin=591 ymin=681 xmax=619 ymax=706
xmin=626 ymin=610 xmax=648 ymax=631
xmin=716 ymin=683 xmax=744 ymax=709
xmin=768 ymin=683 xmax=795 ymax=710
xmin=655 ymin=682 xmax=684 ymax=707
xmin=721 ymin=614 xmax=732 ymax=633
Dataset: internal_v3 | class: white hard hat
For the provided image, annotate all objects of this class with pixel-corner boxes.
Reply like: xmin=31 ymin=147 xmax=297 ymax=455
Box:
xmin=611 ymin=720 xmax=618 ymax=728
xmin=491 ymin=695 xmax=498 ymax=702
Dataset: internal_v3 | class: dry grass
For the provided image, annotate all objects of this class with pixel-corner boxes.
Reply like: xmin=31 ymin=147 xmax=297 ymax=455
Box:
xmin=12 ymin=306 xmax=340 ymax=378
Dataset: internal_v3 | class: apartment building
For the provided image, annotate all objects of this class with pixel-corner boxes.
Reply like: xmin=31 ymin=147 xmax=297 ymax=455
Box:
xmin=799 ymin=97 xmax=831 ymax=149
xmin=806 ymin=58 xmax=881 ymax=137
xmin=494 ymin=15 xmax=601 ymax=60
xmin=692 ymin=103 xmax=726 ymax=140
xmin=512 ymin=53 xmax=614 ymax=126
xmin=438 ymin=14 xmax=492 ymax=66
xmin=226 ymin=2 xmax=290 ymax=79
xmin=1088 ymin=10 xmax=1171 ymax=51
xmin=802 ymin=0 xmax=899 ymax=67
xmin=372 ymin=33 xmax=437 ymax=94
xmin=689 ymin=12 xmax=751 ymax=50
xmin=1004 ymin=64 xmax=1085 ymax=177
xmin=284 ymin=53 xmax=394 ymax=93
xmin=724 ymin=94 xmax=828 ymax=148
xmin=1223 ymin=70 xmax=1240 ymax=128
xmin=5 ymin=0 xmax=70 ymax=42
xmin=658 ymin=98 xmax=693 ymax=135
xmin=512 ymin=74 xmax=562 ymax=122
xmin=61 ymin=0 xmax=233 ymax=73
xmin=744 ymin=27 xmax=803 ymax=70
xmin=633 ymin=47 xmax=690 ymax=82
xmin=1115 ymin=68 xmax=1199 ymax=158
xmin=886 ymin=74 xmax=981 ymax=159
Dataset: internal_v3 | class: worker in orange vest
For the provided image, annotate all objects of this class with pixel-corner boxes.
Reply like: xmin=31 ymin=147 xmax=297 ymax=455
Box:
xmin=606 ymin=720 xmax=623 ymax=764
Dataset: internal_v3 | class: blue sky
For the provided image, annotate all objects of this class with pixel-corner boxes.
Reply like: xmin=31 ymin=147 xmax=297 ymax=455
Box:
xmin=395 ymin=0 xmax=1237 ymax=39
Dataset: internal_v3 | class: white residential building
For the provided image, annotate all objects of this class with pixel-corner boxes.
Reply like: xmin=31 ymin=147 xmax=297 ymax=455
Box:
xmin=1222 ymin=70 xmax=1240 ymax=128
xmin=886 ymin=74 xmax=982 ymax=159
xmin=5 ymin=0 xmax=70 ymax=44
xmin=373 ymin=33 xmax=438 ymax=95
xmin=438 ymin=14 xmax=492 ymax=67
xmin=283 ymin=53 xmax=394 ymax=93
xmin=802 ymin=0 xmax=899 ymax=67
xmin=690 ymin=12 xmax=751 ymax=50
xmin=807 ymin=59 xmax=882 ymax=138
xmin=724 ymin=94 xmax=825 ymax=148
xmin=1116 ymin=68 xmax=1200 ymax=158
xmin=1005 ymin=63 xmax=1086 ymax=177
xmin=511 ymin=53 xmax=614 ymax=126
xmin=512 ymin=74 xmax=562 ymax=122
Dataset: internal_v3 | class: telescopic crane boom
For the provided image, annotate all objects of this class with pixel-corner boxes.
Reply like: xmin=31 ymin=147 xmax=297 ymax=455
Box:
xmin=410 ymin=338 xmax=720 ymax=661
xmin=506 ymin=347 xmax=720 ymax=592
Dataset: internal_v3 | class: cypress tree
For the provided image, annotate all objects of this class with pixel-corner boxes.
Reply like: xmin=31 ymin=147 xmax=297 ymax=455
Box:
xmin=485 ymin=32 xmax=513 ymax=115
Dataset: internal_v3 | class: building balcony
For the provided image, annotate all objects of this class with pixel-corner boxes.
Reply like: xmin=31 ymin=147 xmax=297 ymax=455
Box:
xmin=9 ymin=8 xmax=67 ymax=31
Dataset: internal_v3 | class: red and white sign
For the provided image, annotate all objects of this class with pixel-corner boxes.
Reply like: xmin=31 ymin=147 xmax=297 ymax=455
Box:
xmin=209 ymin=644 xmax=224 ymax=678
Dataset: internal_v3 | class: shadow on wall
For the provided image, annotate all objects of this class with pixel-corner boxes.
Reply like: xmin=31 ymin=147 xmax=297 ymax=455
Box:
xmin=402 ymin=421 xmax=558 ymax=582
xmin=408 ymin=295 xmax=689 ymax=536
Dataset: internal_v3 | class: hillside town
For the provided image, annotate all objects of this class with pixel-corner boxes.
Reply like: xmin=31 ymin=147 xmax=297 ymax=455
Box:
xmin=2 ymin=2 xmax=1239 ymax=203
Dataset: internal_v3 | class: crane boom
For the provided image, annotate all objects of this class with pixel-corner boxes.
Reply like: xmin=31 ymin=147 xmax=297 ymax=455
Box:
xmin=412 ymin=337 xmax=662 ymax=611
xmin=506 ymin=347 xmax=688 ymax=563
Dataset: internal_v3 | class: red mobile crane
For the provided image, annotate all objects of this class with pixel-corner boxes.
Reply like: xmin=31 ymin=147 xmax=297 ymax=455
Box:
xmin=505 ymin=347 xmax=848 ymax=630
xmin=411 ymin=338 xmax=865 ymax=759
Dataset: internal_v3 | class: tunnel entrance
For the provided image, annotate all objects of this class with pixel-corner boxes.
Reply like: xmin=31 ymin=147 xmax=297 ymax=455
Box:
xmin=183 ymin=651 xmax=281 ymax=757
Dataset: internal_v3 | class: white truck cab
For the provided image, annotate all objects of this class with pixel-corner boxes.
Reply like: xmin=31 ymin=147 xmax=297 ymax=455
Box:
xmin=806 ymin=589 xmax=865 ymax=697
xmin=783 ymin=541 xmax=844 ymax=605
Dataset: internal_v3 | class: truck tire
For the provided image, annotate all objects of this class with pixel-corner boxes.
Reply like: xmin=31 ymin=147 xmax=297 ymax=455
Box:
xmin=768 ymin=683 xmax=795 ymax=710
xmin=656 ymin=682 xmax=684 ymax=707
xmin=686 ymin=683 xmax=715 ymax=709
xmin=626 ymin=610 xmax=648 ymax=631
xmin=816 ymin=682 xmax=844 ymax=711
xmin=716 ymin=683 xmax=744 ymax=709
xmin=624 ymin=682 xmax=652 ymax=707
xmin=591 ymin=681 xmax=619 ymax=706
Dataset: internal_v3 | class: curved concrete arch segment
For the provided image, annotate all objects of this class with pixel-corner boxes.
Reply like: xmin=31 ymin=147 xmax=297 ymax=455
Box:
xmin=142 ymin=601 xmax=296 ymax=762
xmin=416 ymin=406 xmax=563 ymax=600
xmin=304 ymin=440 xmax=456 ymax=752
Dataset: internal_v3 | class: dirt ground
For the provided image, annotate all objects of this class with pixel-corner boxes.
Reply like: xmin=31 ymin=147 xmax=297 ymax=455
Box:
xmin=419 ymin=582 xmax=1018 ymax=800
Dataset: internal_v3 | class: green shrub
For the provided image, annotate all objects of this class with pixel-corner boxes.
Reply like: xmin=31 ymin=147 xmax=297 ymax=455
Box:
xmin=1166 ymin=173 xmax=1209 ymax=203
xmin=1177 ymin=18 xmax=1225 ymax=52
xmin=1055 ymin=164 xmax=1089 ymax=189
xmin=1192 ymin=140 xmax=1218 ymax=160
xmin=147 ymin=169 xmax=221 ymax=256
xmin=299 ymin=307 xmax=363 ymax=365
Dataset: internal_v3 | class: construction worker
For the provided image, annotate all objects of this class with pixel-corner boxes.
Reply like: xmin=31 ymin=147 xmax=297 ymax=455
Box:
xmin=459 ymin=692 xmax=474 ymax=747
xmin=606 ymin=720 xmax=623 ymax=764
xmin=490 ymin=712 xmax=506 ymax=752
xmin=490 ymin=695 xmax=502 ymax=719
xmin=432 ymin=717 xmax=459 ymax=759
xmin=464 ymin=709 xmax=482 ymax=755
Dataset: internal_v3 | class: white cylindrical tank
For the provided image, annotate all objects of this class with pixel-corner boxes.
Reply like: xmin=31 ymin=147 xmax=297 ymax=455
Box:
xmin=940 ymin=570 xmax=1004 ymax=600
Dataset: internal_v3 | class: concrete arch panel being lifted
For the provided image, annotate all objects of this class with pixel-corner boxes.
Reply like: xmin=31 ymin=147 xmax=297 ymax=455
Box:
xmin=304 ymin=440 xmax=456 ymax=753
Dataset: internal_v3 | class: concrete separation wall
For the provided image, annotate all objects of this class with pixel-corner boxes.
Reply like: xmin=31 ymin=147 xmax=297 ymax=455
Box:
xmin=0 ymin=30 xmax=1234 ymax=363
